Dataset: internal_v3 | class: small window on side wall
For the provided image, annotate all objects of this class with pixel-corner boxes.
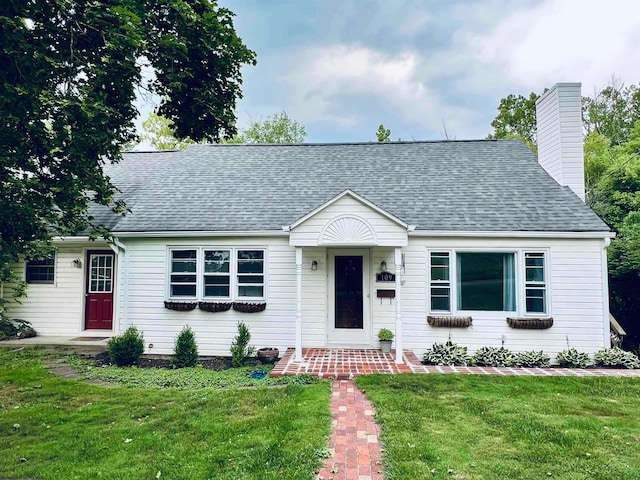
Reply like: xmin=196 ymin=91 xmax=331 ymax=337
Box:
xmin=237 ymin=250 xmax=264 ymax=298
xmin=430 ymin=252 xmax=451 ymax=312
xmin=26 ymin=252 xmax=55 ymax=284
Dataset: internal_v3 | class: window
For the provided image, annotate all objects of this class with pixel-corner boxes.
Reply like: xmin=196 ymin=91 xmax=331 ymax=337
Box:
xmin=167 ymin=248 xmax=266 ymax=301
xmin=237 ymin=250 xmax=264 ymax=298
xmin=203 ymin=250 xmax=230 ymax=298
xmin=457 ymin=253 xmax=516 ymax=311
xmin=525 ymin=252 xmax=546 ymax=314
xmin=170 ymin=250 xmax=197 ymax=297
xmin=26 ymin=253 xmax=55 ymax=284
xmin=430 ymin=252 xmax=450 ymax=311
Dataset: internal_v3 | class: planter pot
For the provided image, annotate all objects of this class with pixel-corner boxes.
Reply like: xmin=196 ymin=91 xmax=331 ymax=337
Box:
xmin=379 ymin=339 xmax=393 ymax=353
xmin=164 ymin=301 xmax=197 ymax=311
xmin=506 ymin=317 xmax=553 ymax=329
xmin=232 ymin=302 xmax=267 ymax=313
xmin=257 ymin=347 xmax=280 ymax=363
xmin=198 ymin=302 xmax=232 ymax=313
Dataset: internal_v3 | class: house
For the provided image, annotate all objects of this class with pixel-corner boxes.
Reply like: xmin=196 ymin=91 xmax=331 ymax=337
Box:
xmin=7 ymin=83 xmax=613 ymax=362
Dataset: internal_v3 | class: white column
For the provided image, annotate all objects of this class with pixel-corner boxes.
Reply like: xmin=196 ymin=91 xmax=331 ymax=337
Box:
xmin=295 ymin=247 xmax=303 ymax=362
xmin=394 ymin=247 xmax=403 ymax=364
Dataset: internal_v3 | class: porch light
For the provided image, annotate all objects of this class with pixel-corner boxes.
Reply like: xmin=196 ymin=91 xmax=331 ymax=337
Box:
xmin=73 ymin=258 xmax=82 ymax=269
xmin=311 ymin=260 xmax=318 ymax=271
xmin=380 ymin=260 xmax=387 ymax=272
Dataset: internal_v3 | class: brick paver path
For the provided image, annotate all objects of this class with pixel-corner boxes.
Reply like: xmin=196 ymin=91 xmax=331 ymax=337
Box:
xmin=317 ymin=380 xmax=383 ymax=480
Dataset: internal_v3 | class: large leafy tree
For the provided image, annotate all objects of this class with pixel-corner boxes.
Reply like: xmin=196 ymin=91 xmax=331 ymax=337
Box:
xmin=487 ymin=92 xmax=540 ymax=150
xmin=141 ymin=112 xmax=195 ymax=151
xmin=0 ymin=1 xmax=255 ymax=308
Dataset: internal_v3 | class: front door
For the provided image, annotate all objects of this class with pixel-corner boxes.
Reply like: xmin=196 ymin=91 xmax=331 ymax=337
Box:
xmin=85 ymin=250 xmax=115 ymax=330
xmin=328 ymin=250 xmax=370 ymax=345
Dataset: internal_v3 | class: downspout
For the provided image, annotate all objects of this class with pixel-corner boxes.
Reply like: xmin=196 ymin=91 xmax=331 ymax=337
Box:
xmin=109 ymin=237 xmax=128 ymax=334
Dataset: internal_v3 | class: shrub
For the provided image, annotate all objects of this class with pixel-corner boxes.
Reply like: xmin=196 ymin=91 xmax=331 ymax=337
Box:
xmin=512 ymin=350 xmax=551 ymax=368
xmin=0 ymin=317 xmax=36 ymax=339
xmin=472 ymin=346 xmax=515 ymax=367
xmin=378 ymin=328 xmax=394 ymax=341
xmin=424 ymin=341 xmax=472 ymax=366
xmin=230 ymin=322 xmax=255 ymax=368
xmin=172 ymin=325 xmax=199 ymax=368
xmin=557 ymin=348 xmax=592 ymax=368
xmin=594 ymin=347 xmax=640 ymax=369
xmin=108 ymin=327 xmax=144 ymax=366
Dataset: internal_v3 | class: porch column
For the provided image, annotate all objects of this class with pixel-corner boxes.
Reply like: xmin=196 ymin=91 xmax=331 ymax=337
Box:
xmin=394 ymin=247 xmax=404 ymax=363
xmin=295 ymin=247 xmax=303 ymax=362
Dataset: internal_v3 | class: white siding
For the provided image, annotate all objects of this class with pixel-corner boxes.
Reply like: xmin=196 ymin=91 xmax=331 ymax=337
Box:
xmin=6 ymin=243 xmax=111 ymax=335
xmin=122 ymin=237 xmax=297 ymax=355
xmin=400 ymin=236 xmax=608 ymax=361
xmin=536 ymin=82 xmax=585 ymax=201
xmin=290 ymin=194 xmax=408 ymax=247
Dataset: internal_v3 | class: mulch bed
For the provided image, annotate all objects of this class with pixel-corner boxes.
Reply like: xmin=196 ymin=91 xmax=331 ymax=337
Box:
xmin=89 ymin=351 xmax=266 ymax=370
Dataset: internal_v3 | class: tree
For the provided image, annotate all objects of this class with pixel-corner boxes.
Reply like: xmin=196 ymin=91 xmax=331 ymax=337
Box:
xmin=376 ymin=124 xmax=391 ymax=142
xmin=236 ymin=111 xmax=307 ymax=144
xmin=487 ymin=92 xmax=540 ymax=151
xmin=141 ymin=112 xmax=194 ymax=151
xmin=0 ymin=1 xmax=256 ymax=309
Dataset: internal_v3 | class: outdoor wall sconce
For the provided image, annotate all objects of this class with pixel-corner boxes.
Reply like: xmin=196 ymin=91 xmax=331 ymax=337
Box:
xmin=73 ymin=258 xmax=82 ymax=269
xmin=311 ymin=260 xmax=318 ymax=271
xmin=380 ymin=260 xmax=387 ymax=272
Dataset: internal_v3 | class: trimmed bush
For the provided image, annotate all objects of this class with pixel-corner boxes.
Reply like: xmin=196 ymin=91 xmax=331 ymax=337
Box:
xmin=472 ymin=347 xmax=515 ymax=367
xmin=172 ymin=325 xmax=199 ymax=368
xmin=557 ymin=348 xmax=592 ymax=369
xmin=512 ymin=350 xmax=551 ymax=368
xmin=0 ymin=317 xmax=36 ymax=339
xmin=230 ymin=322 xmax=255 ymax=368
xmin=108 ymin=327 xmax=144 ymax=366
xmin=594 ymin=347 xmax=640 ymax=369
xmin=424 ymin=341 xmax=472 ymax=366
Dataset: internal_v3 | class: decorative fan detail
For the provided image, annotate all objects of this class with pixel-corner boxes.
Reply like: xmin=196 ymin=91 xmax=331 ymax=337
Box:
xmin=321 ymin=217 xmax=375 ymax=244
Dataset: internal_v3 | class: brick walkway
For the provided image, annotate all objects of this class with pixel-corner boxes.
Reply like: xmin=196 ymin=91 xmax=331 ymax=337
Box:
xmin=316 ymin=380 xmax=383 ymax=480
xmin=271 ymin=348 xmax=640 ymax=378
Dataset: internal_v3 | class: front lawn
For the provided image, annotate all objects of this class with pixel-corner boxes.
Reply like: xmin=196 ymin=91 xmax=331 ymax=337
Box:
xmin=0 ymin=348 xmax=330 ymax=480
xmin=357 ymin=374 xmax=640 ymax=480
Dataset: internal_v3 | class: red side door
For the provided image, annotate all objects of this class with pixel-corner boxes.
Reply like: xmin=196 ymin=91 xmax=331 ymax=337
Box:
xmin=85 ymin=251 xmax=115 ymax=330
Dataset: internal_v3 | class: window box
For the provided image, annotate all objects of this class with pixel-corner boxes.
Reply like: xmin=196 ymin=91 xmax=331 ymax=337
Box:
xmin=198 ymin=301 xmax=233 ymax=313
xmin=164 ymin=301 xmax=198 ymax=311
xmin=232 ymin=301 xmax=267 ymax=313
xmin=506 ymin=317 xmax=553 ymax=329
xmin=427 ymin=315 xmax=473 ymax=328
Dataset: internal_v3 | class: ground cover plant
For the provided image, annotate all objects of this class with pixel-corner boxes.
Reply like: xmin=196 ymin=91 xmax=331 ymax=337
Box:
xmin=357 ymin=374 xmax=640 ymax=480
xmin=0 ymin=348 xmax=330 ymax=480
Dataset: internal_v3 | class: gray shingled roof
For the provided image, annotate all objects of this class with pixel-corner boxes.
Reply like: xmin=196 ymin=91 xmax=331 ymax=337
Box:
xmin=94 ymin=140 xmax=609 ymax=233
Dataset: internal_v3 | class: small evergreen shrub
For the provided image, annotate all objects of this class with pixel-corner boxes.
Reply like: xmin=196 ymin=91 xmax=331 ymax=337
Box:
xmin=378 ymin=328 xmax=394 ymax=341
xmin=424 ymin=341 xmax=472 ymax=366
xmin=512 ymin=350 xmax=551 ymax=368
xmin=108 ymin=327 xmax=144 ymax=366
xmin=230 ymin=322 xmax=255 ymax=367
xmin=172 ymin=325 xmax=199 ymax=368
xmin=472 ymin=347 xmax=515 ymax=367
xmin=594 ymin=347 xmax=640 ymax=369
xmin=557 ymin=348 xmax=592 ymax=368
xmin=0 ymin=317 xmax=36 ymax=339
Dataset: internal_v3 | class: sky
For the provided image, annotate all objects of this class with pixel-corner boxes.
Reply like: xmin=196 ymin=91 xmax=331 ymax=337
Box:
xmin=135 ymin=0 xmax=640 ymax=144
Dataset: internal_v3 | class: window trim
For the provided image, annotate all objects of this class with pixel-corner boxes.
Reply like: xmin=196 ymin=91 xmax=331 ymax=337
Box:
xmin=202 ymin=249 xmax=232 ymax=300
xmin=236 ymin=249 xmax=266 ymax=301
xmin=427 ymin=248 xmax=550 ymax=316
xmin=25 ymin=251 xmax=56 ymax=285
xmin=166 ymin=247 xmax=267 ymax=302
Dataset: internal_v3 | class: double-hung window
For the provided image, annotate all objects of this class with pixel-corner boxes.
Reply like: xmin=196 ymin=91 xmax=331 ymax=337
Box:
xmin=524 ymin=252 xmax=546 ymax=314
xmin=430 ymin=252 xmax=451 ymax=311
xmin=26 ymin=252 xmax=56 ymax=284
xmin=168 ymin=248 xmax=265 ymax=301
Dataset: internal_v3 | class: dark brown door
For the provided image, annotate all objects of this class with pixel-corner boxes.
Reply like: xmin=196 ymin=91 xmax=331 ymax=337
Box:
xmin=334 ymin=255 xmax=364 ymax=329
xmin=85 ymin=251 xmax=115 ymax=330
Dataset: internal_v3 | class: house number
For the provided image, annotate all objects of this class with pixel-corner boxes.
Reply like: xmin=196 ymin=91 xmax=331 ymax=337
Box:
xmin=376 ymin=272 xmax=396 ymax=282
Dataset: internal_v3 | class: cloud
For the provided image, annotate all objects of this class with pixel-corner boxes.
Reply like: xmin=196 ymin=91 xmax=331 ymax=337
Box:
xmin=470 ymin=0 xmax=640 ymax=92
xmin=280 ymin=44 xmax=477 ymax=135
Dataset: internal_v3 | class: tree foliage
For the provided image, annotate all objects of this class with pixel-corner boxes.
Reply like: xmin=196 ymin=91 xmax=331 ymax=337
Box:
xmin=376 ymin=124 xmax=391 ymax=142
xmin=141 ymin=112 xmax=194 ymax=151
xmin=487 ymin=92 xmax=540 ymax=151
xmin=234 ymin=110 xmax=307 ymax=144
xmin=0 ymin=1 xmax=255 ymax=306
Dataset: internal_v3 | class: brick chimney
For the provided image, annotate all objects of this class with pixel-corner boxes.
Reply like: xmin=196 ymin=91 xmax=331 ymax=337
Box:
xmin=535 ymin=83 xmax=585 ymax=202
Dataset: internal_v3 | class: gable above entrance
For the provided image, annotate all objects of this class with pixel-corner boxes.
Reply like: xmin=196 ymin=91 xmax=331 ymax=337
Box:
xmin=286 ymin=190 xmax=410 ymax=247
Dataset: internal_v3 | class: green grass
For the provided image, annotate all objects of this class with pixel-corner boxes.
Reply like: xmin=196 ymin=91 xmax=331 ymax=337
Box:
xmin=0 ymin=348 xmax=331 ymax=480
xmin=357 ymin=374 xmax=640 ymax=480
xmin=66 ymin=355 xmax=322 ymax=389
